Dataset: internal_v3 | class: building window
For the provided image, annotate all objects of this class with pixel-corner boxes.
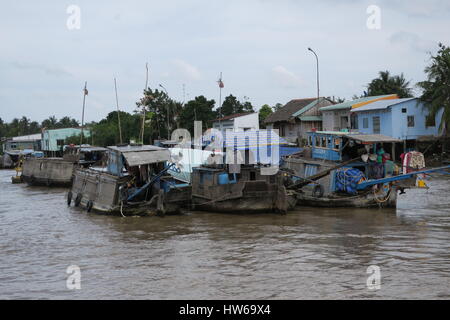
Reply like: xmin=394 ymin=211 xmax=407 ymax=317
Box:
xmin=425 ymin=115 xmax=436 ymax=127
xmin=402 ymin=108 xmax=407 ymax=113
xmin=407 ymin=116 xmax=415 ymax=127
xmin=363 ymin=118 xmax=369 ymax=129
xmin=373 ymin=116 xmax=380 ymax=134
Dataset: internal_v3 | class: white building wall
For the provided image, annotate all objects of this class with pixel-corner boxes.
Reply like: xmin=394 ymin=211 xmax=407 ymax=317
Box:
xmin=233 ymin=113 xmax=259 ymax=131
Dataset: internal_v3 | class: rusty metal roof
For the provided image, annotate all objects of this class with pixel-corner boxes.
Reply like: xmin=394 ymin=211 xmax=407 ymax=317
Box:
xmin=344 ymin=134 xmax=401 ymax=143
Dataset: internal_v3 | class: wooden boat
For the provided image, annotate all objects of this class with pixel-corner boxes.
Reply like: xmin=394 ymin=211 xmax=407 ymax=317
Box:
xmin=69 ymin=144 xmax=190 ymax=216
xmin=21 ymin=145 xmax=106 ymax=187
xmin=191 ymin=164 xmax=296 ymax=214
xmin=283 ymin=131 xmax=425 ymax=208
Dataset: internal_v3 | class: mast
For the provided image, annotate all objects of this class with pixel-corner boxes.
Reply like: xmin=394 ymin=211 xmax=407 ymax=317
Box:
xmin=80 ymin=81 xmax=87 ymax=145
xmin=114 ymin=78 xmax=123 ymax=144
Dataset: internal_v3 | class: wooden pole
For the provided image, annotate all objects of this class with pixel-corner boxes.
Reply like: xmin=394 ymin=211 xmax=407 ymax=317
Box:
xmin=114 ymin=78 xmax=123 ymax=144
xmin=80 ymin=81 xmax=87 ymax=145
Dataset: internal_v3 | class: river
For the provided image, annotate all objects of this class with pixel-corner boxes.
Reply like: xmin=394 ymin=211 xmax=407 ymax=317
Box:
xmin=0 ymin=169 xmax=449 ymax=299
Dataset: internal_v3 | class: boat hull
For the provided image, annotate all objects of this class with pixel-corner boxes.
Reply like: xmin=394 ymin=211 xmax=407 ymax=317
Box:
xmin=192 ymin=182 xmax=295 ymax=214
xmin=295 ymin=188 xmax=398 ymax=208
xmin=70 ymin=168 xmax=190 ymax=216
xmin=22 ymin=158 xmax=74 ymax=187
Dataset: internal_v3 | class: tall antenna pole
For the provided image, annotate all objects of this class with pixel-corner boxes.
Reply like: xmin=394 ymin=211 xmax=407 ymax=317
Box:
xmin=80 ymin=81 xmax=87 ymax=145
xmin=217 ymin=72 xmax=224 ymax=133
xmin=114 ymin=78 xmax=123 ymax=144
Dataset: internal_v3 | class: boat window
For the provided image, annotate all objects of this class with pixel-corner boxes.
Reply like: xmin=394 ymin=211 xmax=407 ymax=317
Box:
xmin=328 ymin=137 xmax=332 ymax=148
xmin=308 ymin=136 xmax=312 ymax=146
xmin=250 ymin=171 xmax=256 ymax=181
xmin=315 ymin=136 xmax=320 ymax=147
xmin=321 ymin=137 xmax=327 ymax=148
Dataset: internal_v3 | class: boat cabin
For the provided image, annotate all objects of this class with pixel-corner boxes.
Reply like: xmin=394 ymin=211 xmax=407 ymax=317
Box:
xmin=63 ymin=144 xmax=107 ymax=167
xmin=70 ymin=144 xmax=190 ymax=215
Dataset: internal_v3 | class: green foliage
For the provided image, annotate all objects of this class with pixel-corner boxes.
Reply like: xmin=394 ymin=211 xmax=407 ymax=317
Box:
xmin=258 ymin=104 xmax=273 ymax=128
xmin=0 ymin=115 xmax=79 ymax=138
xmin=367 ymin=70 xmax=413 ymax=98
xmin=217 ymin=95 xmax=255 ymax=117
xmin=136 ymin=88 xmax=178 ymax=141
xmin=417 ymin=43 xmax=450 ymax=133
xmin=178 ymin=95 xmax=216 ymax=135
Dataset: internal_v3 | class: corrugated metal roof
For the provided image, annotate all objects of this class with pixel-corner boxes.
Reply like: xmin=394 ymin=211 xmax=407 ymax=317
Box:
xmin=344 ymin=134 xmax=401 ymax=143
xmin=291 ymin=99 xmax=320 ymax=117
xmin=320 ymin=94 xmax=397 ymax=111
xmin=11 ymin=133 xmax=41 ymax=141
xmin=299 ymin=115 xmax=322 ymax=121
xmin=108 ymin=145 xmax=167 ymax=153
xmin=350 ymin=98 xmax=416 ymax=112
xmin=108 ymin=145 xmax=171 ymax=166
xmin=264 ymin=98 xmax=318 ymax=123
xmin=122 ymin=150 xmax=171 ymax=166
xmin=214 ymin=112 xmax=255 ymax=122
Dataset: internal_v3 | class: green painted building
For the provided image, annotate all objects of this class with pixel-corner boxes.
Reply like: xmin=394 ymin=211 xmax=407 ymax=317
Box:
xmin=42 ymin=128 xmax=90 ymax=153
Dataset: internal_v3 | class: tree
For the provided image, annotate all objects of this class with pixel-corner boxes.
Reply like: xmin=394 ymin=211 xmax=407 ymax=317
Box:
xmin=41 ymin=116 xmax=58 ymax=129
xmin=217 ymin=94 xmax=255 ymax=117
xmin=367 ymin=70 xmax=413 ymax=98
xmin=417 ymin=43 xmax=450 ymax=135
xmin=273 ymin=103 xmax=284 ymax=111
xmin=258 ymin=104 xmax=273 ymax=128
xmin=58 ymin=116 xmax=79 ymax=128
xmin=136 ymin=88 xmax=178 ymax=141
xmin=179 ymin=96 xmax=216 ymax=134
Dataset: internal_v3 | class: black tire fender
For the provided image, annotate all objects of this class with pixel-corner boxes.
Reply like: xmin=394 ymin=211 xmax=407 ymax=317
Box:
xmin=74 ymin=193 xmax=82 ymax=207
xmin=312 ymin=184 xmax=324 ymax=198
xmin=86 ymin=200 xmax=93 ymax=212
xmin=67 ymin=191 xmax=73 ymax=206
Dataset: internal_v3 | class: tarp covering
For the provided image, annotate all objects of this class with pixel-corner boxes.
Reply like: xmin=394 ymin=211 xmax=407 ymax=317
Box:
xmin=335 ymin=168 xmax=366 ymax=195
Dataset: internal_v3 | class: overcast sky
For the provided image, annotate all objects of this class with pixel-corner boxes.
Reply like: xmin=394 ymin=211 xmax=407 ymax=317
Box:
xmin=1 ymin=0 xmax=449 ymax=123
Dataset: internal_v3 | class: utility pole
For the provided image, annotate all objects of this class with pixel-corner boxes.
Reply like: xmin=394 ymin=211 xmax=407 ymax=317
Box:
xmin=308 ymin=47 xmax=320 ymax=103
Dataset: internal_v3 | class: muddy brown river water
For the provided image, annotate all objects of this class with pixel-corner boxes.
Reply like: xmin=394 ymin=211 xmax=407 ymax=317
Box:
xmin=0 ymin=169 xmax=449 ymax=299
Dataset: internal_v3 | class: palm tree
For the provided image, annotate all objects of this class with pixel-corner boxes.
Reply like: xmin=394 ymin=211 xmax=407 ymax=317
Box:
xmin=367 ymin=70 xmax=413 ymax=98
xmin=417 ymin=43 xmax=450 ymax=135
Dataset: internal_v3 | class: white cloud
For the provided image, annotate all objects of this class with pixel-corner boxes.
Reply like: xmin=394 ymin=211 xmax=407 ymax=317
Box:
xmin=172 ymin=59 xmax=201 ymax=81
xmin=271 ymin=66 xmax=305 ymax=88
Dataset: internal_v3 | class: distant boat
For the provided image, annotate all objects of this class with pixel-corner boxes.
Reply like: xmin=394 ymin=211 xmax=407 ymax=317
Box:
xmin=21 ymin=144 xmax=107 ymax=187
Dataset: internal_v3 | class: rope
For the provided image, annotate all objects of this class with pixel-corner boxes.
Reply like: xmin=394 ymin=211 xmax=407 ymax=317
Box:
xmin=373 ymin=185 xmax=392 ymax=204
xmin=119 ymin=201 xmax=125 ymax=218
